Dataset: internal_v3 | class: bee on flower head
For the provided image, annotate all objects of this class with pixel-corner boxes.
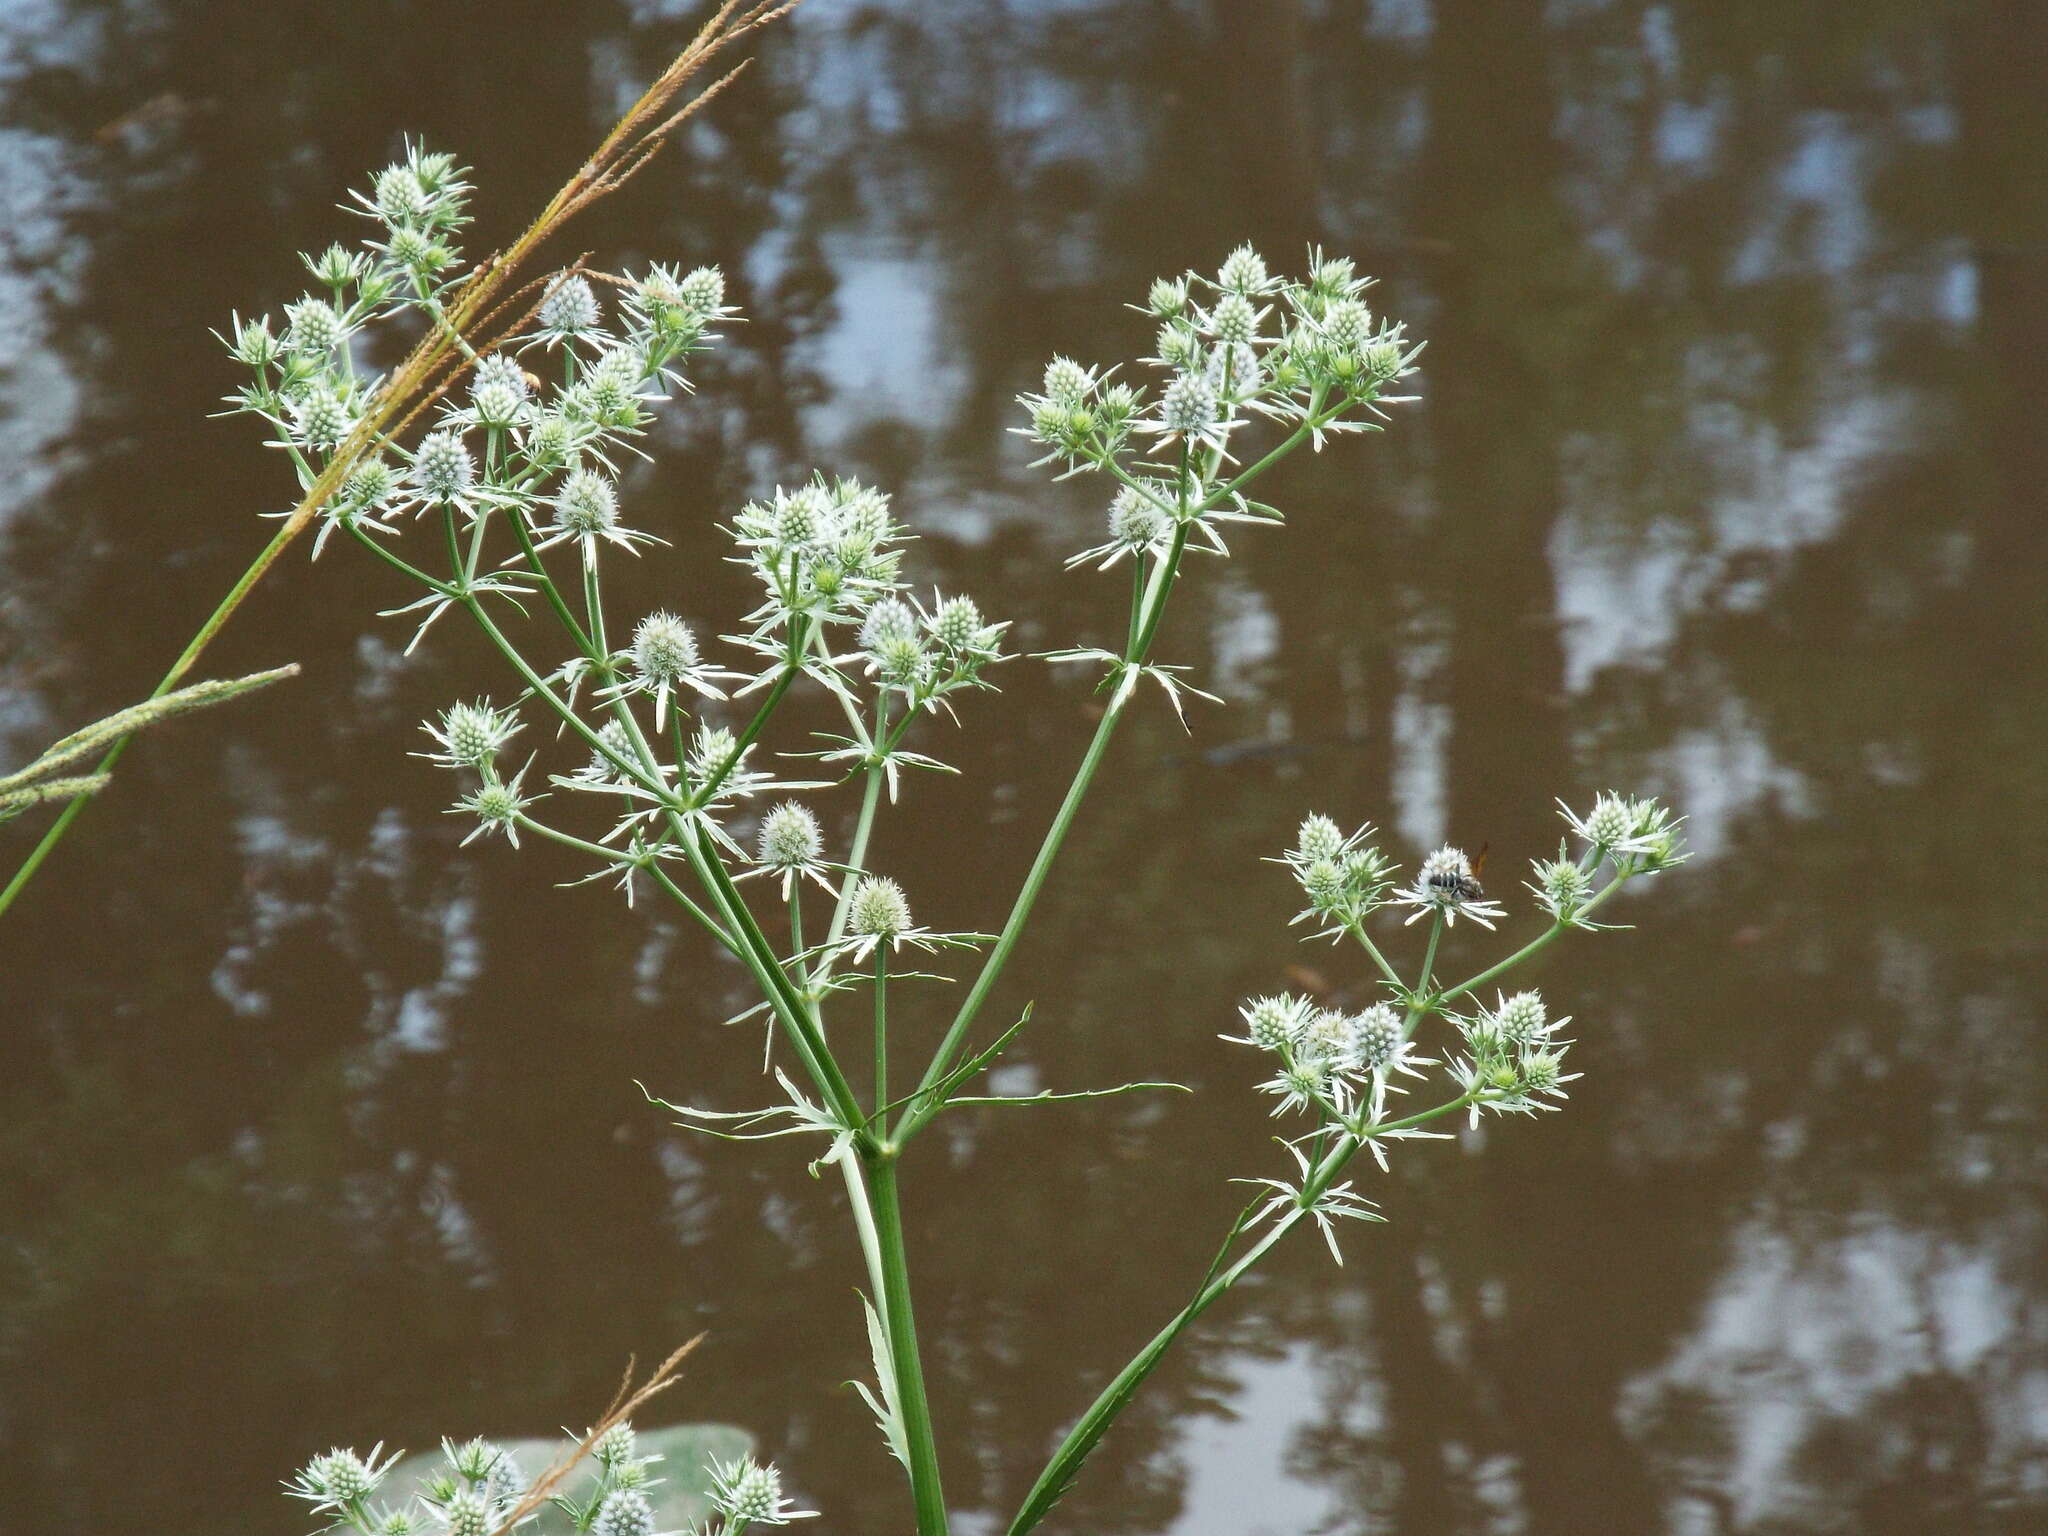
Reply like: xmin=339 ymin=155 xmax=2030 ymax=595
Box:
xmin=1400 ymin=843 xmax=1506 ymax=929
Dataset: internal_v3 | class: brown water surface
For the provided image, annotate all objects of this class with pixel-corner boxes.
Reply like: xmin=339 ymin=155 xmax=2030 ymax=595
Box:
xmin=2 ymin=2 xmax=2044 ymax=1532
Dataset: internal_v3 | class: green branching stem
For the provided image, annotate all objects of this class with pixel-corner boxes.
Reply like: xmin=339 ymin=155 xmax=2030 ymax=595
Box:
xmin=1005 ymin=1086 xmax=1487 ymax=1536
xmin=905 ymin=398 xmax=1345 ymax=1136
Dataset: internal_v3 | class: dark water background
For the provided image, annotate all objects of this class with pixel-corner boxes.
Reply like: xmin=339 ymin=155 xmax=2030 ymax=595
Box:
xmin=3 ymin=1 xmax=2044 ymax=1531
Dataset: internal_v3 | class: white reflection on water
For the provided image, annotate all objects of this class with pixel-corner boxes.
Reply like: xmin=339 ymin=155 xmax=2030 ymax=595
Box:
xmin=1168 ymin=1344 xmax=1343 ymax=1536
xmin=1620 ymin=1216 xmax=2048 ymax=1525
xmin=0 ymin=3 xmax=102 ymax=753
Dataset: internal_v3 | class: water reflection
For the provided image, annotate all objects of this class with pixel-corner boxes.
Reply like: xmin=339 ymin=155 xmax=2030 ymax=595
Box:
xmin=2 ymin=1 xmax=2043 ymax=1532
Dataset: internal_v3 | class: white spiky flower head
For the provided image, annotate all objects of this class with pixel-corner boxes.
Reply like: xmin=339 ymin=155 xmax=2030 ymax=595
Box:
xmin=1399 ymin=844 xmax=1506 ymax=929
xmin=758 ymin=802 xmax=822 ymax=870
xmin=419 ymin=700 xmax=520 ymax=769
xmin=1042 ymin=355 xmax=1095 ymax=406
xmin=743 ymin=802 xmax=833 ymax=898
xmin=591 ymin=1488 xmax=653 ymax=1536
xmin=1070 ymin=483 xmax=1174 ymax=571
xmin=1153 ymin=321 xmax=1198 ymax=370
xmin=1158 ymin=371 xmax=1218 ymax=435
xmin=538 ymin=274 xmax=602 ymax=341
xmin=285 ymin=296 xmax=346 ymax=356
xmin=440 ymin=1489 xmax=490 ymax=1536
xmin=456 ymin=771 xmax=532 ymax=847
xmin=1520 ymin=1047 xmax=1570 ymax=1097
xmin=1319 ymin=298 xmax=1372 ymax=355
xmin=1492 ymin=989 xmax=1558 ymax=1046
xmin=848 ymin=876 xmax=911 ymax=943
xmin=1529 ymin=849 xmax=1592 ymax=920
xmin=707 ymin=1455 xmax=816 ymax=1527
xmin=1147 ymin=275 xmax=1189 ymax=317
xmin=230 ymin=313 xmax=281 ymax=368
xmin=1262 ymin=1052 xmax=1333 ymax=1117
xmin=1565 ymin=792 xmax=1634 ymax=851
xmin=289 ymin=386 xmax=352 ymax=450
xmin=410 ymin=429 xmax=476 ymax=507
xmin=634 ymin=611 xmax=698 ymax=679
xmin=1347 ymin=1003 xmax=1402 ymax=1072
xmin=610 ymin=610 xmax=728 ymax=728
xmin=1229 ymin=993 xmax=1313 ymax=1053
xmin=471 ymin=353 xmax=528 ymax=402
xmin=309 ymin=1448 xmax=378 ymax=1503
xmin=860 ymin=596 xmax=928 ymax=686
xmin=678 ymin=265 xmax=725 ymax=315
xmin=1294 ymin=814 xmax=1346 ymax=865
xmin=284 ymin=1445 xmax=402 ymax=1514
xmin=1217 ymin=242 xmax=1271 ymax=295
xmin=577 ymin=718 xmax=637 ymax=782
xmin=544 ymin=473 xmax=622 ymax=557
xmin=1110 ymin=486 xmax=1169 ymax=548
xmin=1208 ymin=292 xmax=1260 ymax=346
xmin=928 ymin=594 xmax=986 ymax=653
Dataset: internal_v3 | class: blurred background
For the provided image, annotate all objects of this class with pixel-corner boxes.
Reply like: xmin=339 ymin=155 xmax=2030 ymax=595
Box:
xmin=2 ymin=1 xmax=2044 ymax=1531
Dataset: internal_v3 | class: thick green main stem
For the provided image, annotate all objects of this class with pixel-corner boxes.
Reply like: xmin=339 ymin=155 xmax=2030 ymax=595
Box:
xmin=867 ymin=1156 xmax=950 ymax=1536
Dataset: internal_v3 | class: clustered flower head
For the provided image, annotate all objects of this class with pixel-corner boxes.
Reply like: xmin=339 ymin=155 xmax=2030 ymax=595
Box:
xmin=418 ymin=700 xmax=520 ymax=769
xmin=1010 ymin=247 xmax=1427 ymax=618
xmin=286 ymin=1418 xmax=751 ymax=1536
xmin=1233 ymin=790 xmax=1687 ymax=1205
xmin=611 ymin=610 xmax=728 ymax=730
xmin=1276 ymin=813 xmax=1398 ymax=937
xmin=453 ymin=765 xmax=536 ymax=848
xmin=1228 ymin=991 xmax=1429 ymax=1122
xmin=1399 ymin=844 xmax=1507 ymax=929
xmin=707 ymin=1453 xmax=817 ymax=1527
xmin=729 ymin=476 xmax=919 ymax=635
xmin=750 ymin=801 xmax=832 ymax=898
xmin=286 ymin=1445 xmax=399 ymax=1515
xmin=846 ymin=875 xmax=914 ymax=958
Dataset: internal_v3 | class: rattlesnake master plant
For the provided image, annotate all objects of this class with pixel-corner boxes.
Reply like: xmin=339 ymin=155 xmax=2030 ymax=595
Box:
xmin=236 ymin=146 xmax=1685 ymax=1536
xmin=288 ymin=1428 xmax=811 ymax=1536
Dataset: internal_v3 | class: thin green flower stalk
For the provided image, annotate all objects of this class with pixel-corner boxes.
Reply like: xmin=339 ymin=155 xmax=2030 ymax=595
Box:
xmin=233 ymin=171 xmax=1685 ymax=1536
